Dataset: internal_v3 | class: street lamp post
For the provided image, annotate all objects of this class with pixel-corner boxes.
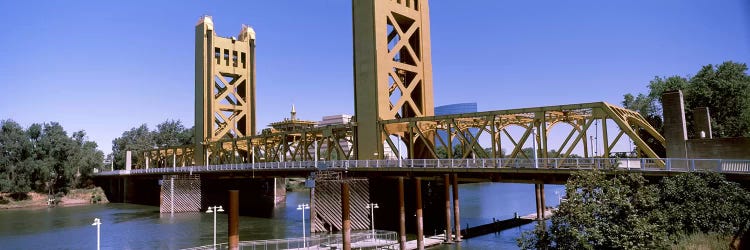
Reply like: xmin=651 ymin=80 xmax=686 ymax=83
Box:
xmin=297 ymin=203 xmax=310 ymax=248
xmin=397 ymin=137 xmax=402 ymax=168
xmin=92 ymin=218 xmax=101 ymax=250
xmin=366 ymin=203 xmax=379 ymax=241
xmin=206 ymin=205 xmax=224 ymax=249
xmin=531 ymin=126 xmax=538 ymax=169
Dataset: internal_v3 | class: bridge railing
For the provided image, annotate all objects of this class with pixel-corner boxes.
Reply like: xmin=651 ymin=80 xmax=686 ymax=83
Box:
xmin=95 ymin=158 xmax=750 ymax=176
xmin=182 ymin=230 xmax=398 ymax=250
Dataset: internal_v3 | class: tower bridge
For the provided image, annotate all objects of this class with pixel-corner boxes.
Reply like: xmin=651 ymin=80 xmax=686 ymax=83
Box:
xmin=94 ymin=1 xmax=750 ymax=249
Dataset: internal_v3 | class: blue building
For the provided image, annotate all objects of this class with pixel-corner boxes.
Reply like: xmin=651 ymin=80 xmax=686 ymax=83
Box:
xmin=435 ymin=102 xmax=477 ymax=116
xmin=435 ymin=103 xmax=478 ymax=156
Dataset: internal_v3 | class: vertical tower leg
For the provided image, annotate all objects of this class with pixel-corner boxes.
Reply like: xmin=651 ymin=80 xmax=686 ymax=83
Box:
xmin=342 ymin=182 xmax=351 ymax=250
xmin=352 ymin=0 xmax=436 ymax=159
xmin=452 ymin=174 xmax=462 ymax=241
xmin=415 ymin=177 xmax=424 ymax=250
xmin=443 ymin=174 xmax=453 ymax=243
xmin=398 ymin=177 xmax=406 ymax=250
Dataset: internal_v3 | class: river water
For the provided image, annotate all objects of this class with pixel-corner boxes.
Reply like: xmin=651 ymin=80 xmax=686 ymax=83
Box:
xmin=0 ymin=183 xmax=562 ymax=249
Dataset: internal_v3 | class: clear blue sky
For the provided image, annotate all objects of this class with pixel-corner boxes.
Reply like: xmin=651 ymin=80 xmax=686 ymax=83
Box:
xmin=1 ymin=1 xmax=748 ymax=155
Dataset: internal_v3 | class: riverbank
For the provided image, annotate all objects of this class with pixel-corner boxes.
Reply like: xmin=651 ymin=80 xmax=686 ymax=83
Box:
xmin=0 ymin=187 xmax=109 ymax=209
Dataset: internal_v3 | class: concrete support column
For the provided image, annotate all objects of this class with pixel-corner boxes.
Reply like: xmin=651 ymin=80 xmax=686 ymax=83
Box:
xmin=452 ymin=174 xmax=462 ymax=241
xmin=125 ymin=151 xmax=132 ymax=170
xmin=398 ymin=177 xmax=406 ymax=250
xmin=443 ymin=174 xmax=453 ymax=243
xmin=662 ymin=90 xmax=688 ymax=158
xmin=415 ymin=177 xmax=424 ymax=250
xmin=228 ymin=190 xmax=239 ymax=250
xmin=342 ymin=182 xmax=351 ymax=250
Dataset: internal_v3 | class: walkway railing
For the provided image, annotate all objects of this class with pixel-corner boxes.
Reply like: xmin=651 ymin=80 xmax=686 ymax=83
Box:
xmin=182 ymin=230 xmax=398 ymax=250
xmin=95 ymin=158 xmax=750 ymax=176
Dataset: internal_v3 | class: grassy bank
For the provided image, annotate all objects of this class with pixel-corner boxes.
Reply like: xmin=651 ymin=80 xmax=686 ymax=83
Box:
xmin=0 ymin=187 xmax=109 ymax=209
xmin=672 ymin=233 xmax=744 ymax=250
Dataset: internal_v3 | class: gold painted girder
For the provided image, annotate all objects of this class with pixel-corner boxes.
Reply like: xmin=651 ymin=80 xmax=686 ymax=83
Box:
xmin=143 ymin=102 xmax=665 ymax=168
xmin=141 ymin=124 xmax=355 ymax=168
xmin=380 ymin=102 xmax=666 ymax=167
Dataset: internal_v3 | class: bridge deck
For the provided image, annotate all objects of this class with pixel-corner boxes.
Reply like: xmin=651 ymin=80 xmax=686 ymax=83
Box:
xmin=96 ymin=158 xmax=750 ymax=184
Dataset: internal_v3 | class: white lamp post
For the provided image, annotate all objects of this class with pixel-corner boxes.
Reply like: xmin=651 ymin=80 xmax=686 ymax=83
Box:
xmin=92 ymin=218 xmax=101 ymax=250
xmin=397 ymin=137 xmax=402 ymax=168
xmin=366 ymin=203 xmax=379 ymax=241
xmin=297 ymin=203 xmax=310 ymax=248
xmin=206 ymin=205 xmax=224 ymax=249
xmin=531 ymin=126 xmax=539 ymax=169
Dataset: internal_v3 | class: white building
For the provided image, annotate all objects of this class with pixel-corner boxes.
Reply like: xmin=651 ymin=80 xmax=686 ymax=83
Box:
xmin=316 ymin=114 xmax=396 ymax=159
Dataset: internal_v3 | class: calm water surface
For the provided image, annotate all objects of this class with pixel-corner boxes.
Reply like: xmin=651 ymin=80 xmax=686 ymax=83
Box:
xmin=0 ymin=183 xmax=561 ymax=249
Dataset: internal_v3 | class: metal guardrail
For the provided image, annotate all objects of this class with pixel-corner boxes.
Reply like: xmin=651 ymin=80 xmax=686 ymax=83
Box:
xmin=95 ymin=158 xmax=750 ymax=176
xmin=183 ymin=230 xmax=399 ymax=250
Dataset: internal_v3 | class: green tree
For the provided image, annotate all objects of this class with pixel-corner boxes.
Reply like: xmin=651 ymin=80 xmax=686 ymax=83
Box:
xmin=518 ymin=171 xmax=750 ymax=249
xmin=36 ymin=122 xmax=77 ymax=192
xmin=659 ymin=172 xmax=750 ymax=237
xmin=518 ymin=168 xmax=667 ymax=249
xmin=0 ymin=120 xmax=104 ymax=194
xmin=153 ymin=119 xmax=192 ymax=147
xmin=0 ymin=120 xmax=33 ymax=193
xmin=66 ymin=130 xmax=104 ymax=187
xmin=686 ymin=62 xmax=750 ymax=137
xmin=111 ymin=124 xmax=153 ymax=170
xmin=623 ymin=61 xmax=750 ymax=138
xmin=111 ymin=120 xmax=193 ymax=169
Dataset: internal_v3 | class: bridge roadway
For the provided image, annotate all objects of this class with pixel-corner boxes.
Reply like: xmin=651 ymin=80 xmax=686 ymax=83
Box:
xmin=95 ymin=158 xmax=750 ymax=184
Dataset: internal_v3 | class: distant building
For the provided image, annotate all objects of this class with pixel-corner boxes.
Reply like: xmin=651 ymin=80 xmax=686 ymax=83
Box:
xmin=435 ymin=103 xmax=479 ymax=152
xmin=316 ymin=114 xmax=395 ymax=159
xmin=318 ymin=114 xmax=352 ymax=127
xmin=268 ymin=105 xmax=316 ymax=133
xmin=435 ymin=102 xmax=477 ymax=116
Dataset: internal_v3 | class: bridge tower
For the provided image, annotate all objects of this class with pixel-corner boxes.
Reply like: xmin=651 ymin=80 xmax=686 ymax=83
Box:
xmin=353 ymin=0 xmax=435 ymax=159
xmin=195 ymin=16 xmax=257 ymax=165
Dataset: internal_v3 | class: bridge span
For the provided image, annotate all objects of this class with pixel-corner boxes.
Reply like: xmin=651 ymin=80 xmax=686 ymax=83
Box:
xmin=96 ymin=157 xmax=750 ymax=183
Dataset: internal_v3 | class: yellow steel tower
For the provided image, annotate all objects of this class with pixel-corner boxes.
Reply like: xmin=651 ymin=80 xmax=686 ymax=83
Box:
xmin=195 ymin=16 xmax=257 ymax=165
xmin=353 ymin=0 xmax=435 ymax=159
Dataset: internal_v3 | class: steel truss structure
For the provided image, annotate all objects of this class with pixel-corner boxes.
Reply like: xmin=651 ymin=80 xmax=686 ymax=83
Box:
xmin=380 ymin=102 xmax=666 ymax=166
xmin=139 ymin=124 xmax=355 ymax=168
xmin=138 ymin=102 xmax=665 ymax=168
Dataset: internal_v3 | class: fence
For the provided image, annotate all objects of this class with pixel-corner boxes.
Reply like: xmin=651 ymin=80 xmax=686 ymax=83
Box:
xmin=183 ymin=230 xmax=399 ymax=250
xmin=96 ymin=158 xmax=750 ymax=176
